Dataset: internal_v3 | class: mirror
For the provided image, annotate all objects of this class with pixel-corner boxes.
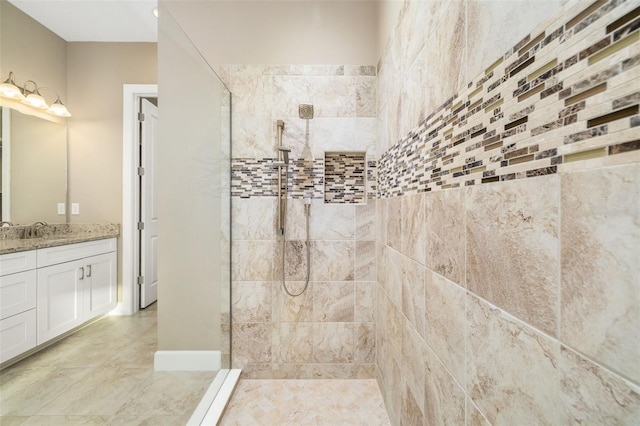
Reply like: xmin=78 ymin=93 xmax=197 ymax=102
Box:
xmin=1 ymin=107 xmax=67 ymax=224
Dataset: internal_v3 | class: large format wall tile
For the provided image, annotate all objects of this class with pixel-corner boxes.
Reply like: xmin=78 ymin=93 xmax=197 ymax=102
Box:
xmin=466 ymin=175 xmax=560 ymax=336
xmin=356 ymin=241 xmax=376 ymax=281
xmin=423 ymin=344 xmax=466 ymax=426
xmin=312 ymin=282 xmax=355 ymax=322
xmin=385 ymin=247 xmax=403 ymax=311
xmin=560 ymin=345 xmax=640 ymax=424
xmin=387 ymin=198 xmax=402 ymax=251
xmin=560 ymin=164 xmax=640 ymax=383
xmin=356 ymin=201 xmax=376 ymax=241
xmin=231 ymin=197 xmax=276 ymax=240
xmin=401 ymin=256 xmax=425 ymax=338
xmin=271 ymin=281 xmax=313 ymax=322
xmin=312 ymin=323 xmax=356 ymax=363
xmin=424 ymin=272 xmax=466 ymax=387
xmin=465 ymin=0 xmax=563 ymax=85
xmin=311 ymin=241 xmax=355 ymax=281
xmin=309 ymin=203 xmax=356 ymax=240
xmin=401 ymin=193 xmax=426 ymax=265
xmin=376 ymin=197 xmax=388 ymax=246
xmin=232 ymin=281 xmax=272 ymax=323
xmin=466 ymin=295 xmax=560 ymax=425
xmin=466 ymin=398 xmax=491 ymax=426
xmin=355 ymin=281 xmax=376 ymax=322
xmin=402 ymin=318 xmax=426 ymax=419
xmin=272 ymin=323 xmax=313 ymax=363
xmin=357 ymin=322 xmax=376 ymax=363
xmin=232 ymin=322 xmax=272 ymax=365
xmin=231 ymin=116 xmax=276 ymax=158
xmin=421 ymin=0 xmax=467 ymax=122
xmin=425 ymin=188 xmax=465 ymax=285
xmin=231 ymin=241 xmax=276 ymax=281
xmin=227 ymin=72 xmax=274 ymax=118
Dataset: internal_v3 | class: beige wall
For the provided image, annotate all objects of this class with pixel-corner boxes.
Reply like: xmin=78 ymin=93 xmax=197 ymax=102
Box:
xmin=66 ymin=42 xmax=156 ymax=224
xmin=0 ymin=1 xmax=67 ymax=100
xmin=165 ymin=0 xmax=378 ymax=65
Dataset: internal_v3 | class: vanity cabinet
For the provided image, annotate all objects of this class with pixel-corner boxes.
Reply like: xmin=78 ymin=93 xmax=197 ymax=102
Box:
xmin=37 ymin=239 xmax=117 ymax=344
xmin=0 ymin=251 xmax=38 ymax=363
xmin=0 ymin=238 xmax=117 ymax=363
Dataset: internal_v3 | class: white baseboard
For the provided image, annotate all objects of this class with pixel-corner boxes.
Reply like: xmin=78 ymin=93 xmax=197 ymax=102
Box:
xmin=109 ymin=302 xmax=133 ymax=316
xmin=154 ymin=350 xmax=221 ymax=371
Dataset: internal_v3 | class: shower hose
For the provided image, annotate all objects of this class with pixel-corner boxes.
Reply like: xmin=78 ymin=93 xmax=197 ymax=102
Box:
xmin=281 ymin=166 xmax=311 ymax=297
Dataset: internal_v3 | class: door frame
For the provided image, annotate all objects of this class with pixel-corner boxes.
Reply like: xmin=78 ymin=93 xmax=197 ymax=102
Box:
xmin=115 ymin=84 xmax=158 ymax=315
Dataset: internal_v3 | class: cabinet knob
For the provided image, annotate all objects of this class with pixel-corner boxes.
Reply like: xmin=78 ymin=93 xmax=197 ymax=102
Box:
xmin=86 ymin=265 xmax=92 ymax=278
xmin=79 ymin=267 xmax=84 ymax=280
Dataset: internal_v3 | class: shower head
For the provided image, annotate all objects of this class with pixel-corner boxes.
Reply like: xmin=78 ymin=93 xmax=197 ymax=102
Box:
xmin=299 ymin=104 xmax=314 ymax=119
xmin=278 ymin=146 xmax=291 ymax=164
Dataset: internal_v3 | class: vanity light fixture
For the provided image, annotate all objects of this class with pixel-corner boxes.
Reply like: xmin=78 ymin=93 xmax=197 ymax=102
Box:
xmin=0 ymin=72 xmax=71 ymax=117
xmin=46 ymin=96 xmax=72 ymax=117
xmin=0 ymin=72 xmax=25 ymax=100
xmin=21 ymin=81 xmax=49 ymax=109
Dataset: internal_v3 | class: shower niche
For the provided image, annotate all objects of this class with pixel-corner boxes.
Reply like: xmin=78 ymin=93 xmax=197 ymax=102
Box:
xmin=323 ymin=151 xmax=367 ymax=204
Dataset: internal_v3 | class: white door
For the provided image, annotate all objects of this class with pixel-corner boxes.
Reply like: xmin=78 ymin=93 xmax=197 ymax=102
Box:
xmin=140 ymin=99 xmax=159 ymax=308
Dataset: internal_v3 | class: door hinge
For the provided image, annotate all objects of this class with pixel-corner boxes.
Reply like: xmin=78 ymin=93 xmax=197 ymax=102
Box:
xmin=137 ymin=166 xmax=145 ymax=176
xmin=137 ymin=222 xmax=145 ymax=231
xmin=137 ymin=276 xmax=144 ymax=285
xmin=138 ymin=112 xmax=145 ymax=122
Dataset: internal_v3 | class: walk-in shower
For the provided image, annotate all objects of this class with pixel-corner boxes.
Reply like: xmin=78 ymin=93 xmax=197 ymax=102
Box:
xmin=276 ymin=105 xmax=314 ymax=297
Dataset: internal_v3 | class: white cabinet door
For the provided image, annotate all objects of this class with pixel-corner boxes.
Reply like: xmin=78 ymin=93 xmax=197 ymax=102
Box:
xmin=84 ymin=252 xmax=117 ymax=319
xmin=0 ymin=309 xmax=36 ymax=363
xmin=37 ymin=260 xmax=84 ymax=344
xmin=0 ymin=270 xmax=37 ymax=320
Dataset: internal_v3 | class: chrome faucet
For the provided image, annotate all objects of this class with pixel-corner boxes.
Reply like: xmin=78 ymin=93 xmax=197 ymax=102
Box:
xmin=22 ymin=221 xmax=48 ymax=239
xmin=0 ymin=221 xmax=14 ymax=227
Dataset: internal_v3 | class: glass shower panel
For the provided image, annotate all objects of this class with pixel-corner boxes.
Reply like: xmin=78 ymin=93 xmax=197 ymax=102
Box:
xmin=157 ymin=0 xmax=231 ymax=375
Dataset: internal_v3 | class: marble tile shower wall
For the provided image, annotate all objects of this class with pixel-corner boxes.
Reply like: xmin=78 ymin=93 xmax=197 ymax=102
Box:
xmin=376 ymin=0 xmax=640 ymax=425
xmin=226 ymin=65 xmax=379 ymax=378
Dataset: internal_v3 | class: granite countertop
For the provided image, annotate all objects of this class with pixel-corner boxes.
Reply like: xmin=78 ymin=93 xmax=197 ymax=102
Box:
xmin=0 ymin=223 xmax=120 ymax=255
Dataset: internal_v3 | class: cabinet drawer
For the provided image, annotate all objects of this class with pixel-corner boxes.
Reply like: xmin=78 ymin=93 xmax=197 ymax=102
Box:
xmin=0 ymin=309 xmax=37 ymax=363
xmin=0 ymin=251 xmax=37 ymax=276
xmin=0 ymin=270 xmax=37 ymax=320
xmin=37 ymin=238 xmax=116 ymax=268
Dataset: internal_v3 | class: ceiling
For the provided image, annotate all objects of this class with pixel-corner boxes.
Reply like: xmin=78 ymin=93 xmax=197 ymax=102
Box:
xmin=8 ymin=0 xmax=158 ymax=42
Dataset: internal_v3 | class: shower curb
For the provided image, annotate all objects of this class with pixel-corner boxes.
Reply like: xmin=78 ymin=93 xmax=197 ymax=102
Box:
xmin=189 ymin=369 xmax=242 ymax=425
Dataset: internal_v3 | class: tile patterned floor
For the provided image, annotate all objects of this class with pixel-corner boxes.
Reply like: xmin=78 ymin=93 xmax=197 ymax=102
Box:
xmin=220 ymin=379 xmax=391 ymax=425
xmin=0 ymin=305 xmax=216 ymax=425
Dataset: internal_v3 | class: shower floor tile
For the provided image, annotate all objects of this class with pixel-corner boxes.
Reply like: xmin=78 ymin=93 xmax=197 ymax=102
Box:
xmin=220 ymin=379 xmax=390 ymax=425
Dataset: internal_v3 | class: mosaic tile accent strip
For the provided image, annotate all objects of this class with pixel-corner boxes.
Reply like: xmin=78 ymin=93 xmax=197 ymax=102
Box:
xmin=324 ymin=152 xmax=366 ymax=204
xmin=232 ymin=157 xmax=377 ymax=201
xmin=378 ymin=0 xmax=640 ymax=198
xmin=367 ymin=160 xmax=378 ymax=200
xmin=232 ymin=158 xmax=323 ymax=199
